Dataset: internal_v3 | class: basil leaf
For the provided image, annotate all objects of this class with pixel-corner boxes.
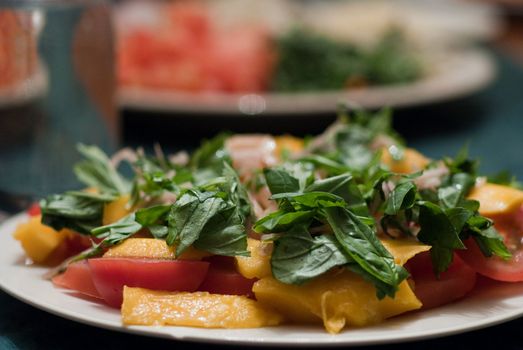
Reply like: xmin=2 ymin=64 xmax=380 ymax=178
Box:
xmin=384 ymin=181 xmax=416 ymax=215
xmin=74 ymin=144 xmax=130 ymax=195
xmin=194 ymin=206 xmax=249 ymax=256
xmin=272 ymin=191 xmax=345 ymax=210
xmin=91 ymin=214 xmax=142 ymax=245
xmin=324 ymin=206 xmax=407 ymax=298
xmin=417 ymin=202 xmax=465 ymax=274
xmin=253 ymin=210 xmax=315 ymax=233
xmin=473 ymin=227 xmax=511 ymax=259
xmin=264 ymin=168 xmax=300 ymax=195
xmin=135 ymin=205 xmax=171 ymax=227
xmin=271 ymin=229 xmax=352 ymax=284
xmin=40 ymin=193 xmax=109 ymax=234
xmin=167 ymin=191 xmax=227 ymax=256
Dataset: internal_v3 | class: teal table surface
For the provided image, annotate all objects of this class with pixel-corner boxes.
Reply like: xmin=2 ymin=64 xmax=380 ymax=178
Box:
xmin=1 ymin=49 xmax=523 ymax=349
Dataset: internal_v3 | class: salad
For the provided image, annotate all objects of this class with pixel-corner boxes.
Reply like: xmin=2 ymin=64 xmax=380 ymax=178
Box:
xmin=12 ymin=109 xmax=523 ymax=334
xmin=117 ymin=1 xmax=421 ymax=94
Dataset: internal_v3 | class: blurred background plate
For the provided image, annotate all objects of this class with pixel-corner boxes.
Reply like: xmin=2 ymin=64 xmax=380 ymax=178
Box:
xmin=118 ymin=47 xmax=495 ymax=115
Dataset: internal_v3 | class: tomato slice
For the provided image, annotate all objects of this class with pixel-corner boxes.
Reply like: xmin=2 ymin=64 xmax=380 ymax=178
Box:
xmin=458 ymin=207 xmax=523 ymax=282
xmin=198 ymin=256 xmax=256 ymax=297
xmin=88 ymin=258 xmax=210 ymax=308
xmin=457 ymin=238 xmax=523 ymax=282
xmin=52 ymin=261 xmax=101 ymax=299
xmin=406 ymin=251 xmax=477 ymax=309
xmin=27 ymin=203 xmax=41 ymax=217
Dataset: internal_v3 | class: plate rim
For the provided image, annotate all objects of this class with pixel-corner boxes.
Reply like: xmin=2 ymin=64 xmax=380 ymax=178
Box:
xmin=117 ymin=48 xmax=495 ymax=116
xmin=2 ymin=213 xmax=523 ymax=347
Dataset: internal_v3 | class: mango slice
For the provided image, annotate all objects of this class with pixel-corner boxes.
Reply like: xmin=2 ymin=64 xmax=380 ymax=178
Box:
xmin=104 ymin=238 xmax=209 ymax=260
xmin=235 ymin=238 xmax=272 ymax=279
xmin=103 ymin=195 xmax=132 ymax=226
xmin=468 ymin=183 xmax=523 ymax=216
xmin=13 ymin=215 xmax=68 ymax=264
xmin=381 ymin=238 xmax=431 ymax=266
xmin=254 ymin=272 xmax=421 ymax=334
xmin=275 ymin=136 xmax=304 ymax=158
xmin=122 ymin=287 xmax=283 ymax=328
xmin=381 ymin=147 xmax=429 ymax=174
xmin=251 ymin=236 xmax=428 ymax=333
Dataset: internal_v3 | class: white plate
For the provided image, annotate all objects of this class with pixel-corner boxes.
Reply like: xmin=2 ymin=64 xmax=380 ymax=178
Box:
xmin=2 ymin=213 xmax=523 ymax=347
xmin=118 ymin=48 xmax=495 ymax=116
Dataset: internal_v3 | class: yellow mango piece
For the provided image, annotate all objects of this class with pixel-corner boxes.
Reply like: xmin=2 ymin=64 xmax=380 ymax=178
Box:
xmin=235 ymin=238 xmax=272 ymax=279
xmin=13 ymin=215 xmax=68 ymax=264
xmin=122 ymin=287 xmax=283 ymax=328
xmin=275 ymin=136 xmax=304 ymax=158
xmin=254 ymin=272 xmax=421 ymax=334
xmin=103 ymin=238 xmax=209 ymax=260
xmin=468 ymin=183 xmax=523 ymax=216
xmin=381 ymin=238 xmax=431 ymax=266
xmin=103 ymin=195 xmax=131 ymax=226
xmin=381 ymin=147 xmax=429 ymax=174
xmin=252 ymin=236 xmax=427 ymax=333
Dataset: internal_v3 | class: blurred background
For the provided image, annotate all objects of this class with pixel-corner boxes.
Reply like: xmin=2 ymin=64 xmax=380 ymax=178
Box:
xmin=0 ymin=0 xmax=522 ymax=206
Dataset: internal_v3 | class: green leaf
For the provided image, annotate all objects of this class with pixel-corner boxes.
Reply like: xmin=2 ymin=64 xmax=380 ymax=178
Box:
xmin=190 ymin=133 xmax=230 ymax=170
xmin=264 ymin=168 xmax=300 ymax=195
xmin=167 ymin=191 xmax=227 ymax=256
xmin=253 ymin=210 xmax=315 ymax=233
xmin=74 ymin=144 xmax=130 ymax=194
xmin=271 ymin=229 xmax=352 ymax=284
xmin=487 ymin=170 xmax=523 ymax=190
xmin=135 ymin=205 xmax=171 ymax=227
xmin=417 ymin=202 xmax=465 ymax=274
xmin=149 ymin=225 xmax=169 ymax=239
xmin=194 ymin=206 xmax=249 ymax=257
xmin=40 ymin=193 xmax=108 ymax=234
xmin=324 ymin=206 xmax=407 ymax=298
xmin=305 ymin=173 xmax=369 ymax=218
xmin=438 ymin=173 xmax=475 ymax=209
xmin=384 ymin=181 xmax=416 ymax=215
xmin=446 ymin=207 xmax=474 ymax=233
xmin=272 ymin=191 xmax=346 ymax=210
xmin=91 ymin=214 xmax=142 ymax=245
xmin=473 ymin=227 xmax=511 ymax=259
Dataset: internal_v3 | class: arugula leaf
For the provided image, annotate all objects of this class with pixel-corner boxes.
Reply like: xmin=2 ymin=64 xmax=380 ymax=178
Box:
xmin=40 ymin=192 xmax=113 ymax=234
xmin=74 ymin=144 xmax=130 ymax=194
xmin=271 ymin=228 xmax=352 ymax=284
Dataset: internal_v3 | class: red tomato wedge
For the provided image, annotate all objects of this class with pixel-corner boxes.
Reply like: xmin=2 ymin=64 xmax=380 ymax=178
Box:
xmin=406 ymin=251 xmax=477 ymax=309
xmin=458 ymin=237 xmax=523 ymax=282
xmin=198 ymin=256 xmax=256 ymax=298
xmin=52 ymin=261 xmax=101 ymax=299
xmin=27 ymin=203 xmax=41 ymax=217
xmin=457 ymin=206 xmax=523 ymax=282
xmin=88 ymin=258 xmax=210 ymax=308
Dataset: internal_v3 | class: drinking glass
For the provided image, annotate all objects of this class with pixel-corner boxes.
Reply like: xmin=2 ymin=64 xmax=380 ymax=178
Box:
xmin=0 ymin=0 xmax=117 ymax=210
